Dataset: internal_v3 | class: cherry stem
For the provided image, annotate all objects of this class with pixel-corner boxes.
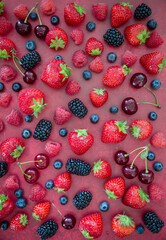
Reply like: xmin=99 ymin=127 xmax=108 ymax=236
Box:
xmin=124 ymin=146 xmax=147 ymax=157
xmin=35 ymin=7 xmax=42 ymax=25
xmin=18 ymin=164 xmax=31 ymax=178
xmin=18 ymin=160 xmax=42 ymax=165
xmin=130 ymin=149 xmax=146 ymax=169
xmin=12 ymin=53 xmax=25 ymax=77
xmin=145 ymin=158 xmax=148 ymax=173
xmin=144 ymin=85 xmax=160 ymax=108
xmin=137 ymin=101 xmax=161 ymax=108
xmin=24 ymin=2 xmax=39 ymax=23
xmin=52 ymin=201 xmax=65 ymax=220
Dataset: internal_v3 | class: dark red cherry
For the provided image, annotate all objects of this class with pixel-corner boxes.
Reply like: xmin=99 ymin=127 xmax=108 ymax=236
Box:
xmin=34 ymin=153 xmax=49 ymax=169
xmin=122 ymin=164 xmax=139 ymax=179
xmin=62 ymin=214 xmax=76 ymax=230
xmin=23 ymin=70 xmax=37 ymax=84
xmin=15 ymin=20 xmax=32 ymax=36
xmin=34 ymin=25 xmax=49 ymax=39
xmin=121 ymin=97 xmax=138 ymax=115
xmin=114 ymin=150 xmax=129 ymax=165
xmin=138 ymin=169 xmax=154 ymax=184
xmin=130 ymin=73 xmax=147 ymax=88
xmin=24 ymin=168 xmax=39 ymax=184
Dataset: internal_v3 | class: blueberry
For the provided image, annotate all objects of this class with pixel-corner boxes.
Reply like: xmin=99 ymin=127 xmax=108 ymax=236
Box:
xmin=54 ymin=55 xmax=63 ymax=60
xmin=107 ymin=52 xmax=117 ymax=63
xmin=14 ymin=189 xmax=23 ymax=198
xmin=136 ymin=225 xmax=145 ymax=234
xmin=153 ymin=162 xmax=163 ymax=171
xmin=50 ymin=15 xmax=60 ymax=25
xmin=90 ymin=114 xmax=99 ymax=124
xmin=149 ymin=111 xmax=157 ymax=120
xmin=30 ymin=12 xmax=37 ymax=20
xmin=25 ymin=40 xmax=36 ymax=51
xmin=147 ymin=19 xmax=157 ymax=30
xmin=22 ymin=129 xmax=32 ymax=139
xmin=25 ymin=115 xmax=33 ymax=122
xmin=147 ymin=151 xmax=155 ymax=161
xmin=59 ymin=196 xmax=68 ymax=205
xmin=45 ymin=180 xmax=54 ymax=189
xmin=59 ymin=128 xmax=68 ymax=137
xmin=83 ymin=70 xmax=92 ymax=80
xmin=16 ymin=198 xmax=27 ymax=208
xmin=99 ymin=201 xmax=109 ymax=212
xmin=110 ymin=106 xmax=119 ymax=114
xmin=0 ymin=221 xmax=9 ymax=230
xmin=12 ymin=82 xmax=22 ymax=92
xmin=151 ymin=79 xmax=161 ymax=90
xmin=0 ymin=82 xmax=4 ymax=92
xmin=86 ymin=21 xmax=96 ymax=31
xmin=54 ymin=160 xmax=63 ymax=169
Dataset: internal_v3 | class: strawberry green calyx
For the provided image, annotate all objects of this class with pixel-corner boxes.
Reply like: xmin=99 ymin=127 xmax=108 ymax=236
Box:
xmin=10 ymin=144 xmax=25 ymax=161
xmin=122 ymin=65 xmax=132 ymax=76
xmin=0 ymin=0 xmax=4 ymax=14
xmin=30 ymin=98 xmax=47 ymax=118
xmin=115 ymin=212 xmax=135 ymax=227
xmin=90 ymin=48 xmax=101 ymax=56
xmin=0 ymin=194 xmax=8 ymax=210
xmin=0 ymin=49 xmax=11 ymax=60
xmin=93 ymin=88 xmax=106 ymax=95
xmin=105 ymin=189 xmax=118 ymax=200
xmin=137 ymin=29 xmax=150 ymax=44
xmin=93 ymin=159 xmax=103 ymax=173
xmin=115 ymin=121 xmax=129 ymax=134
xmin=32 ymin=212 xmax=41 ymax=221
xmin=130 ymin=125 xmax=141 ymax=139
xmin=60 ymin=63 xmax=72 ymax=82
xmin=75 ymin=129 xmax=88 ymax=138
xmin=158 ymin=58 xmax=166 ymax=73
xmin=81 ymin=230 xmax=94 ymax=239
xmin=138 ymin=187 xmax=150 ymax=203
xmin=53 ymin=187 xmax=65 ymax=193
xmin=19 ymin=214 xmax=28 ymax=226
xmin=74 ymin=3 xmax=86 ymax=15
xmin=120 ymin=2 xmax=133 ymax=9
xmin=50 ymin=36 xmax=65 ymax=50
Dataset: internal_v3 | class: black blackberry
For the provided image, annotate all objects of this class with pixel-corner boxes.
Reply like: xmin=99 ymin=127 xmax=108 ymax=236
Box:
xmin=0 ymin=162 xmax=8 ymax=178
xmin=66 ymin=158 xmax=91 ymax=176
xmin=73 ymin=190 xmax=92 ymax=210
xmin=33 ymin=119 xmax=52 ymax=142
xmin=37 ymin=219 xmax=58 ymax=239
xmin=103 ymin=28 xmax=124 ymax=47
xmin=143 ymin=211 xmax=164 ymax=233
xmin=20 ymin=51 xmax=41 ymax=70
xmin=68 ymin=98 xmax=88 ymax=119
xmin=134 ymin=3 xmax=152 ymax=19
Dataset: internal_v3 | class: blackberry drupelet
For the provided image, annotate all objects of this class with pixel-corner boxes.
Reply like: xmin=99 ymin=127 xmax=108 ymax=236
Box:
xmin=37 ymin=219 xmax=58 ymax=239
xmin=20 ymin=51 xmax=41 ymax=70
xmin=103 ymin=28 xmax=124 ymax=47
xmin=66 ymin=158 xmax=91 ymax=176
xmin=134 ymin=3 xmax=152 ymax=19
xmin=68 ymin=98 xmax=88 ymax=119
xmin=143 ymin=211 xmax=164 ymax=233
xmin=73 ymin=190 xmax=92 ymax=210
xmin=33 ymin=119 xmax=52 ymax=142
xmin=0 ymin=162 xmax=8 ymax=178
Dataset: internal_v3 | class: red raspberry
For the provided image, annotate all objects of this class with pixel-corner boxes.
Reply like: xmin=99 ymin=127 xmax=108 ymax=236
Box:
xmin=65 ymin=80 xmax=81 ymax=95
xmin=45 ymin=141 xmax=62 ymax=158
xmin=72 ymin=50 xmax=87 ymax=68
xmin=70 ymin=29 xmax=84 ymax=45
xmin=89 ymin=56 xmax=104 ymax=73
xmin=29 ymin=183 xmax=46 ymax=201
xmin=0 ymin=16 xmax=13 ymax=36
xmin=40 ymin=0 xmax=56 ymax=15
xmin=6 ymin=109 xmax=23 ymax=126
xmin=0 ymin=65 xmax=17 ymax=82
xmin=4 ymin=175 xmax=20 ymax=190
xmin=13 ymin=4 xmax=29 ymax=20
xmin=0 ymin=93 xmax=12 ymax=107
xmin=54 ymin=106 xmax=71 ymax=125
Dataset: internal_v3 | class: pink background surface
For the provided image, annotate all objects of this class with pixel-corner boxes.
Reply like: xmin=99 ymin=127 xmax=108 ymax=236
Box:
xmin=0 ymin=0 xmax=166 ymax=239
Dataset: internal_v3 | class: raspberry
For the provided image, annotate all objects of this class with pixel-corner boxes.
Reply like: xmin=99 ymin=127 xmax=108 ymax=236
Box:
xmin=92 ymin=3 xmax=108 ymax=21
xmin=148 ymin=184 xmax=165 ymax=201
xmin=89 ymin=56 xmax=104 ymax=73
xmin=65 ymin=80 xmax=81 ymax=95
xmin=0 ymin=16 xmax=13 ymax=36
xmin=54 ymin=106 xmax=71 ymax=125
xmin=0 ymin=93 xmax=12 ymax=107
xmin=122 ymin=50 xmax=138 ymax=67
xmin=0 ymin=65 xmax=17 ymax=82
xmin=146 ymin=31 xmax=164 ymax=48
xmin=13 ymin=4 xmax=29 ymax=20
xmin=45 ymin=141 xmax=62 ymax=158
xmin=72 ymin=50 xmax=87 ymax=68
xmin=29 ymin=183 xmax=46 ymax=201
xmin=40 ymin=0 xmax=56 ymax=16
xmin=4 ymin=175 xmax=20 ymax=190
xmin=150 ymin=132 xmax=166 ymax=148
xmin=70 ymin=29 xmax=84 ymax=45
xmin=6 ymin=109 xmax=23 ymax=126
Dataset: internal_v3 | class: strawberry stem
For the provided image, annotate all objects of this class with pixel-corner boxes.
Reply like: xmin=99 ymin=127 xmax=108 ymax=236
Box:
xmin=144 ymin=85 xmax=161 ymax=108
xmin=130 ymin=149 xmax=145 ymax=169
xmin=35 ymin=7 xmax=42 ymax=25
xmin=24 ymin=2 xmax=39 ymax=23
xmin=52 ymin=201 xmax=65 ymax=220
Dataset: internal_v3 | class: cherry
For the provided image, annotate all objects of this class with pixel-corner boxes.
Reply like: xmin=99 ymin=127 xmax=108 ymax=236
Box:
xmin=121 ymin=97 xmax=138 ymax=115
xmin=130 ymin=73 xmax=147 ymax=88
xmin=23 ymin=70 xmax=37 ymax=84
xmin=122 ymin=164 xmax=139 ymax=179
xmin=114 ymin=150 xmax=129 ymax=165
xmin=24 ymin=168 xmax=39 ymax=184
xmin=62 ymin=214 xmax=76 ymax=230
xmin=34 ymin=153 xmax=49 ymax=169
xmin=15 ymin=20 xmax=32 ymax=36
xmin=34 ymin=25 xmax=49 ymax=39
xmin=138 ymin=169 xmax=154 ymax=184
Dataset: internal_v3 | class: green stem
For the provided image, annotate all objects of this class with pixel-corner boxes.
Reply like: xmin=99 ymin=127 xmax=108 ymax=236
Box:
xmin=145 ymin=158 xmax=148 ymax=173
xmin=18 ymin=160 xmax=42 ymax=165
xmin=124 ymin=146 xmax=147 ymax=157
xmin=35 ymin=7 xmax=42 ymax=25
xmin=144 ymin=85 xmax=160 ymax=107
xmin=52 ymin=201 xmax=65 ymax=220
xmin=12 ymin=54 xmax=25 ymax=77
xmin=137 ymin=101 xmax=161 ymax=108
xmin=130 ymin=149 xmax=145 ymax=169
xmin=24 ymin=2 xmax=39 ymax=23
xmin=18 ymin=165 xmax=31 ymax=178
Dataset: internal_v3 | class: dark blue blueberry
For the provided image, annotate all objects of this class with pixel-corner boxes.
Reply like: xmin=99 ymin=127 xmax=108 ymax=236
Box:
xmin=22 ymin=129 xmax=32 ymax=139
xmin=151 ymin=79 xmax=161 ymax=90
xmin=153 ymin=162 xmax=163 ymax=171
xmin=14 ymin=189 xmax=23 ymax=198
xmin=107 ymin=52 xmax=117 ymax=63
xmin=0 ymin=82 xmax=4 ymax=92
xmin=136 ymin=225 xmax=145 ymax=234
xmin=147 ymin=152 xmax=155 ymax=161
xmin=45 ymin=180 xmax=54 ymax=189
xmin=147 ymin=19 xmax=157 ymax=30
xmin=83 ymin=70 xmax=92 ymax=80
xmin=54 ymin=160 xmax=63 ymax=169
xmin=86 ymin=21 xmax=96 ymax=31
xmin=99 ymin=201 xmax=109 ymax=212
xmin=12 ymin=82 xmax=22 ymax=92
xmin=149 ymin=112 xmax=157 ymax=120
xmin=0 ymin=221 xmax=9 ymax=230
xmin=54 ymin=55 xmax=63 ymax=60
xmin=59 ymin=128 xmax=68 ymax=137
xmin=25 ymin=40 xmax=36 ymax=51
xmin=25 ymin=115 xmax=33 ymax=122
xmin=30 ymin=12 xmax=37 ymax=20
xmin=16 ymin=198 xmax=27 ymax=208
xmin=50 ymin=15 xmax=60 ymax=25
xmin=110 ymin=106 xmax=119 ymax=114
xmin=90 ymin=114 xmax=99 ymax=124
xmin=59 ymin=196 xmax=68 ymax=205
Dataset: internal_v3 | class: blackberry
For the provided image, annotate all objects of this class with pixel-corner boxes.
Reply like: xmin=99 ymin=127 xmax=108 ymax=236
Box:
xmin=37 ymin=219 xmax=58 ymax=239
xmin=134 ymin=3 xmax=152 ymax=19
xmin=143 ymin=211 xmax=164 ymax=233
xmin=73 ymin=190 xmax=92 ymax=210
xmin=66 ymin=158 xmax=91 ymax=176
xmin=20 ymin=51 xmax=41 ymax=70
xmin=68 ymin=98 xmax=88 ymax=119
xmin=103 ymin=28 xmax=124 ymax=47
xmin=0 ymin=162 xmax=8 ymax=178
xmin=33 ymin=119 xmax=52 ymax=142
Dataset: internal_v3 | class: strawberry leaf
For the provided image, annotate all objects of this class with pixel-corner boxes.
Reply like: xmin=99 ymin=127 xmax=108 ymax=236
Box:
xmin=93 ymin=159 xmax=103 ymax=173
xmin=10 ymin=144 xmax=25 ymax=160
xmin=50 ymin=36 xmax=65 ymax=50
xmin=0 ymin=194 xmax=8 ymax=210
xmin=19 ymin=214 xmax=28 ymax=226
xmin=0 ymin=0 xmax=4 ymax=14
xmin=60 ymin=63 xmax=72 ymax=82
xmin=74 ymin=3 xmax=86 ymax=15
xmin=93 ymin=88 xmax=106 ymax=95
xmin=89 ymin=48 xmax=101 ymax=56
xmin=0 ymin=49 xmax=11 ymax=60
xmin=29 ymin=98 xmax=47 ymax=118
xmin=53 ymin=187 xmax=65 ymax=193
xmin=130 ymin=125 xmax=141 ymax=139
xmin=137 ymin=29 xmax=150 ymax=44
xmin=32 ymin=212 xmax=41 ymax=221
xmin=158 ymin=58 xmax=166 ymax=73
xmin=105 ymin=189 xmax=118 ymax=200
xmin=115 ymin=213 xmax=135 ymax=228
xmin=122 ymin=65 xmax=132 ymax=76
xmin=115 ymin=121 xmax=129 ymax=134
xmin=138 ymin=187 xmax=150 ymax=203
xmin=74 ymin=129 xmax=88 ymax=138
xmin=140 ymin=149 xmax=148 ymax=159
xmin=120 ymin=2 xmax=133 ymax=8
xmin=80 ymin=230 xmax=94 ymax=239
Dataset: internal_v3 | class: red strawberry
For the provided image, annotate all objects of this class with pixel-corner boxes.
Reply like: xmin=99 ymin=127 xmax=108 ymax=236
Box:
xmin=123 ymin=185 xmax=150 ymax=209
xmin=102 ymin=120 xmax=129 ymax=143
xmin=65 ymin=80 xmax=81 ymax=95
xmin=92 ymin=159 xmax=111 ymax=179
xmin=0 ymin=193 xmax=14 ymax=219
xmin=146 ymin=31 xmax=164 ymax=48
xmin=79 ymin=212 xmax=103 ymax=239
xmin=89 ymin=57 xmax=104 ymax=73
xmin=45 ymin=141 xmax=62 ymax=158
xmin=111 ymin=2 xmax=133 ymax=28
xmin=90 ymin=88 xmax=108 ymax=107
xmin=0 ymin=137 xmax=25 ymax=163
xmin=102 ymin=65 xmax=132 ymax=87
xmin=29 ymin=183 xmax=46 ymax=201
xmin=70 ymin=29 xmax=84 ymax=45
xmin=6 ymin=109 xmax=23 ymax=126
xmin=54 ymin=106 xmax=71 ymax=124
xmin=64 ymin=3 xmax=86 ymax=26
xmin=148 ymin=183 xmax=165 ymax=201
xmin=4 ymin=175 xmax=20 ymax=190
xmin=0 ymin=65 xmax=17 ymax=82
xmin=125 ymin=23 xmax=150 ymax=46
xmin=40 ymin=0 xmax=56 ymax=16
xmin=32 ymin=201 xmax=51 ymax=221
xmin=10 ymin=213 xmax=28 ymax=231
xmin=45 ymin=27 xmax=68 ymax=50
xmin=68 ymin=129 xmax=94 ymax=155
xmin=0 ymin=38 xmax=16 ymax=60
xmin=121 ymin=50 xmax=138 ymax=67
xmin=104 ymin=177 xmax=125 ymax=200
xmin=140 ymin=52 xmax=166 ymax=74
xmin=0 ymin=1 xmax=4 ymax=15
xmin=13 ymin=4 xmax=28 ymax=20
xmin=54 ymin=172 xmax=71 ymax=193
xmin=0 ymin=119 xmax=4 ymax=132
xmin=130 ymin=119 xmax=153 ymax=140
xmin=0 ymin=16 xmax=12 ymax=36
xmin=85 ymin=38 xmax=104 ymax=56
xmin=17 ymin=88 xmax=46 ymax=117
xmin=150 ymin=132 xmax=166 ymax=148
xmin=92 ymin=3 xmax=108 ymax=21
xmin=112 ymin=212 xmax=135 ymax=238
xmin=0 ymin=92 xmax=12 ymax=107
xmin=72 ymin=50 xmax=87 ymax=68
xmin=41 ymin=59 xmax=71 ymax=88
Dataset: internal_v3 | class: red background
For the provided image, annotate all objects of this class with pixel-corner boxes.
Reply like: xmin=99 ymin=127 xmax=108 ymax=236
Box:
xmin=0 ymin=0 xmax=166 ymax=239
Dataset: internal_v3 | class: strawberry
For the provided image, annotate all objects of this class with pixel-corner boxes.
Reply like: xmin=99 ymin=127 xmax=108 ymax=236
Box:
xmin=85 ymin=37 xmax=104 ymax=56
xmin=54 ymin=172 xmax=71 ymax=193
xmin=0 ymin=193 xmax=14 ymax=219
xmin=10 ymin=213 xmax=28 ymax=231
xmin=40 ymin=0 xmax=56 ymax=16
xmin=70 ymin=29 xmax=84 ymax=45
xmin=13 ymin=4 xmax=28 ymax=20
xmin=29 ymin=183 xmax=46 ymax=201
xmin=124 ymin=23 xmax=150 ymax=46
xmin=0 ymin=92 xmax=12 ymax=107
xmin=45 ymin=27 xmax=68 ymax=50
xmin=41 ymin=59 xmax=71 ymax=88
xmin=64 ymin=3 xmax=86 ymax=26
xmin=0 ymin=119 xmax=4 ymax=132
xmin=54 ymin=106 xmax=71 ymax=124
xmin=6 ymin=109 xmax=23 ymax=126
xmin=79 ymin=212 xmax=103 ymax=239
xmin=65 ymin=80 xmax=81 ymax=95
xmin=121 ymin=50 xmax=138 ymax=67
xmin=150 ymin=132 xmax=166 ymax=148
xmin=148 ymin=183 xmax=165 ymax=201
xmin=0 ymin=0 xmax=4 ymax=15
xmin=140 ymin=52 xmax=166 ymax=74
xmin=111 ymin=2 xmax=133 ymax=28
xmin=92 ymin=159 xmax=111 ymax=179
xmin=146 ymin=31 xmax=164 ymax=48
xmin=32 ymin=201 xmax=51 ymax=221
xmin=102 ymin=65 xmax=132 ymax=87
xmin=45 ymin=140 xmax=62 ymax=158
xmin=17 ymin=88 xmax=46 ymax=117
xmin=89 ymin=57 xmax=104 ymax=73
xmin=68 ymin=129 xmax=94 ymax=155
xmin=90 ymin=88 xmax=108 ymax=107
xmin=102 ymin=120 xmax=129 ymax=143
xmin=104 ymin=177 xmax=125 ymax=200
xmin=72 ymin=50 xmax=87 ymax=68
xmin=112 ymin=212 xmax=135 ymax=238
xmin=0 ymin=16 xmax=12 ymax=36
xmin=92 ymin=3 xmax=108 ymax=21
xmin=0 ymin=38 xmax=16 ymax=60
xmin=4 ymin=175 xmax=20 ymax=190
xmin=0 ymin=137 xmax=25 ymax=163
xmin=0 ymin=65 xmax=17 ymax=82
xmin=123 ymin=185 xmax=150 ymax=209
xmin=130 ymin=119 xmax=153 ymax=140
